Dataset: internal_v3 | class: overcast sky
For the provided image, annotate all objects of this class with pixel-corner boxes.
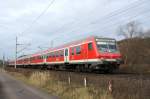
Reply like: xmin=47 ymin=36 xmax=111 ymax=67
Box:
xmin=0 ymin=0 xmax=150 ymax=59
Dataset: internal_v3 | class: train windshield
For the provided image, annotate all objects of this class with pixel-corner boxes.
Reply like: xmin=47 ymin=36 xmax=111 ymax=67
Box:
xmin=96 ymin=39 xmax=118 ymax=53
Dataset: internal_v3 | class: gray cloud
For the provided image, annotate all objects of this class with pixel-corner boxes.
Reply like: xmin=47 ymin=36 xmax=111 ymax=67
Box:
xmin=0 ymin=0 xmax=150 ymax=59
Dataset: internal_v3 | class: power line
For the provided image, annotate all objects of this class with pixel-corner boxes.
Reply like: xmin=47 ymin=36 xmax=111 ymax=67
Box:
xmin=27 ymin=0 xmax=149 ymax=50
xmin=52 ymin=0 xmax=149 ymax=40
xmin=93 ymin=0 xmax=148 ymax=23
xmin=47 ymin=0 xmax=146 ymax=39
xmin=19 ymin=0 xmax=56 ymax=36
xmin=20 ymin=0 xmax=145 ymax=46
xmin=14 ymin=0 xmax=56 ymax=62
xmin=53 ymin=8 xmax=150 ymax=45
xmin=39 ymin=9 xmax=150 ymax=51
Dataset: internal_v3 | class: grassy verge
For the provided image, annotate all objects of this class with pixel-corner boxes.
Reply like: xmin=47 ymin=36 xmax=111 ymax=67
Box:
xmin=7 ymin=71 xmax=113 ymax=99
xmin=120 ymin=64 xmax=150 ymax=74
xmin=5 ymin=68 xmax=150 ymax=99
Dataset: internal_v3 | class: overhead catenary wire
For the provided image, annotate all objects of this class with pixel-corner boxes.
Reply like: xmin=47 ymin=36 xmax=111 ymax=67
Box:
xmin=19 ymin=0 xmax=145 ymax=43
xmin=49 ymin=0 xmax=147 ymax=39
xmin=51 ymin=0 xmax=150 ymax=41
xmin=21 ymin=0 xmax=148 ymax=44
xmin=19 ymin=0 xmax=56 ymax=37
xmin=62 ymin=10 xmax=150 ymax=43
xmin=13 ymin=0 xmax=56 ymax=60
xmin=18 ymin=0 xmax=149 ymax=52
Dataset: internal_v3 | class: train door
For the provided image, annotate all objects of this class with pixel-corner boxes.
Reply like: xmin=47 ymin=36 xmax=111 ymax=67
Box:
xmin=43 ymin=55 xmax=46 ymax=63
xmin=64 ymin=48 xmax=69 ymax=63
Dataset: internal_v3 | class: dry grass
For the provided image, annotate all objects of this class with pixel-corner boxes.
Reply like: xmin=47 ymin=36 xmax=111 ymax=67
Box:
xmin=8 ymin=71 xmax=113 ymax=99
xmin=0 ymin=68 xmax=6 ymax=73
xmin=6 ymin=67 xmax=150 ymax=99
xmin=120 ymin=64 xmax=150 ymax=74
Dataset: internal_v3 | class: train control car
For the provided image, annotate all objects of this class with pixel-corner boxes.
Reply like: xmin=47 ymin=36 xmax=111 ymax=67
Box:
xmin=9 ymin=36 xmax=122 ymax=73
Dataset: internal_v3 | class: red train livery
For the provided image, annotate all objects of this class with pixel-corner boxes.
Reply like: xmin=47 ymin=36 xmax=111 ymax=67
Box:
xmin=9 ymin=36 xmax=122 ymax=73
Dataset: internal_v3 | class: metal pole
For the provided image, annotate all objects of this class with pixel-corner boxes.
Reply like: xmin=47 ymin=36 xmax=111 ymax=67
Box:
xmin=3 ymin=53 xmax=5 ymax=68
xmin=15 ymin=36 xmax=17 ymax=69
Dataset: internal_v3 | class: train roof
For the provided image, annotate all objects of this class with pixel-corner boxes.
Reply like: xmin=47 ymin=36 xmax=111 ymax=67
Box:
xmin=44 ymin=36 xmax=116 ymax=52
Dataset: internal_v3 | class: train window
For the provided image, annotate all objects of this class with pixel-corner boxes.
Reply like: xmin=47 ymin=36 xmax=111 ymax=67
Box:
xmin=58 ymin=52 xmax=60 ymax=57
xmin=50 ymin=53 xmax=52 ymax=58
xmin=42 ymin=56 xmax=44 ymax=59
xmin=58 ymin=51 xmax=60 ymax=57
xmin=46 ymin=54 xmax=49 ymax=58
xmin=72 ymin=48 xmax=74 ymax=55
xmin=46 ymin=55 xmax=48 ymax=59
xmin=56 ymin=52 xmax=58 ymax=57
xmin=59 ymin=51 xmax=61 ymax=57
xmin=56 ymin=52 xmax=57 ymax=57
xmin=61 ymin=50 xmax=64 ymax=57
xmin=51 ymin=52 xmax=55 ymax=58
xmin=58 ymin=51 xmax=61 ymax=57
xmin=65 ymin=49 xmax=68 ymax=56
xmin=63 ymin=50 xmax=64 ymax=56
xmin=43 ymin=55 xmax=46 ymax=59
xmin=53 ymin=52 xmax=56 ymax=58
xmin=55 ymin=52 xmax=57 ymax=57
xmin=76 ymin=46 xmax=81 ymax=54
xmin=56 ymin=52 xmax=59 ymax=57
xmin=88 ymin=43 xmax=93 ymax=50
xmin=49 ymin=53 xmax=52 ymax=58
xmin=32 ymin=57 xmax=34 ymax=60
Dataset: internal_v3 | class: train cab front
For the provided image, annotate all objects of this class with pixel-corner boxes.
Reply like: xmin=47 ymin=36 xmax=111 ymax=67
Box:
xmin=95 ymin=38 xmax=122 ymax=65
xmin=94 ymin=38 xmax=123 ymax=72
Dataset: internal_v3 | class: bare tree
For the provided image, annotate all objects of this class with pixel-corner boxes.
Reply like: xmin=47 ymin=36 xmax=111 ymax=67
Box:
xmin=117 ymin=21 xmax=143 ymax=65
xmin=144 ymin=30 xmax=150 ymax=38
xmin=118 ymin=21 xmax=143 ymax=39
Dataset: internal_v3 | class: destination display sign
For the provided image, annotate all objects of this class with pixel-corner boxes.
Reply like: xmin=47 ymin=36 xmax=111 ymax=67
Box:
xmin=95 ymin=38 xmax=116 ymax=42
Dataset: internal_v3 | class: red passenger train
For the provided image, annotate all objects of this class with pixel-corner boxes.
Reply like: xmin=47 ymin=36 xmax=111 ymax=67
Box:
xmin=9 ymin=36 xmax=122 ymax=73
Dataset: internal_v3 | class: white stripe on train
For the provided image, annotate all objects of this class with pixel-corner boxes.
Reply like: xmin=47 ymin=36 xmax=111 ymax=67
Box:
xmin=13 ymin=58 xmax=117 ymax=65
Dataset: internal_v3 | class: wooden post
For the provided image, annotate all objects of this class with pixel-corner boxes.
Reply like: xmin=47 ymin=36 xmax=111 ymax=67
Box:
xmin=84 ymin=77 xmax=87 ymax=87
xmin=108 ymin=80 xmax=113 ymax=93
xmin=68 ymin=76 xmax=71 ymax=85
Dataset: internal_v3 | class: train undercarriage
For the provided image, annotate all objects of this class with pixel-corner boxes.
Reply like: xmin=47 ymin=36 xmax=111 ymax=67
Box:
xmin=9 ymin=62 xmax=120 ymax=73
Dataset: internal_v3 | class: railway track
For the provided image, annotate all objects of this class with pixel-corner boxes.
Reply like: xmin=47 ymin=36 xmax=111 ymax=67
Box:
xmin=5 ymin=67 xmax=150 ymax=81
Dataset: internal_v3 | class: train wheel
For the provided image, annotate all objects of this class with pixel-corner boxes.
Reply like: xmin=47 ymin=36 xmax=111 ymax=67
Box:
xmin=108 ymin=64 xmax=119 ymax=74
xmin=75 ymin=65 xmax=81 ymax=72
